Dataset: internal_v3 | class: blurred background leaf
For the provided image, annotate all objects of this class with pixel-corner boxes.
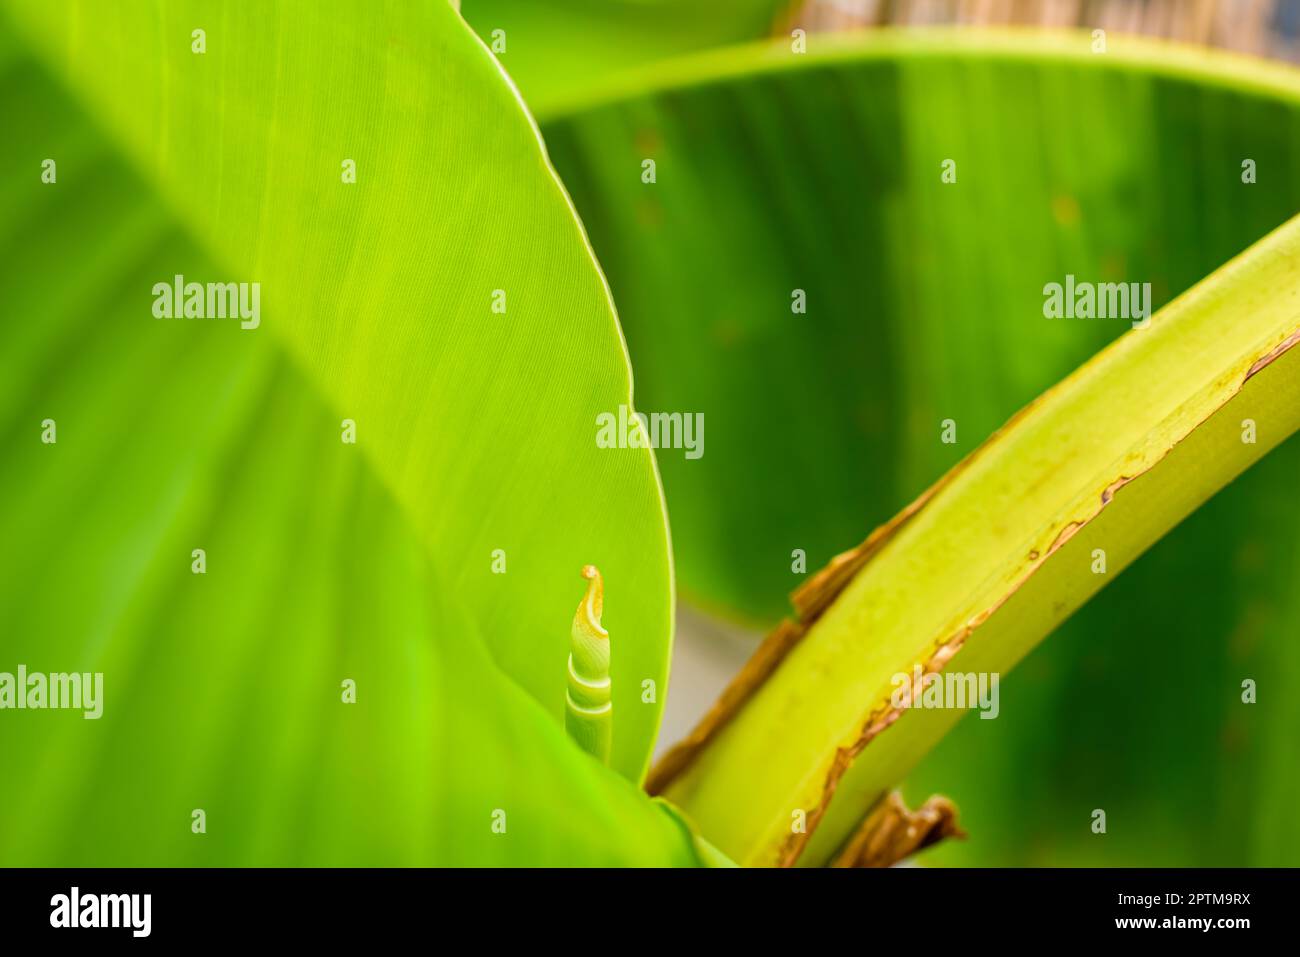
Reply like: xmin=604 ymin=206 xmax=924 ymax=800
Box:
xmin=536 ymin=31 xmax=1300 ymax=864
xmin=464 ymin=0 xmax=791 ymax=118
xmin=0 ymin=0 xmax=695 ymax=863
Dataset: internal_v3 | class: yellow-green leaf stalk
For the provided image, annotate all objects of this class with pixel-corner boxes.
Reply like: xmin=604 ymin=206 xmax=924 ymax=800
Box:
xmin=566 ymin=565 xmax=611 ymax=763
xmin=656 ymin=210 xmax=1300 ymax=866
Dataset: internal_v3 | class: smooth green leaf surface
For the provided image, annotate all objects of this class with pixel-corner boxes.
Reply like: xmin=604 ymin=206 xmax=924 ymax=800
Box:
xmin=465 ymin=0 xmax=789 ymax=121
xmin=0 ymin=0 xmax=692 ymax=864
xmin=540 ymin=31 xmax=1300 ymax=864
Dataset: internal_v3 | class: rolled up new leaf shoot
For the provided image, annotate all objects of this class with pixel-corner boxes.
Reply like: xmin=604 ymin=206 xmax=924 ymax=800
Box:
xmin=566 ymin=565 xmax=612 ymax=763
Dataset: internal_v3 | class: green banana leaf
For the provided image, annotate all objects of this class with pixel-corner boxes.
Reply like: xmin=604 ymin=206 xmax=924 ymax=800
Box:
xmin=463 ymin=0 xmax=789 ymax=119
xmin=0 ymin=0 xmax=697 ymax=865
xmin=537 ymin=31 xmax=1300 ymax=864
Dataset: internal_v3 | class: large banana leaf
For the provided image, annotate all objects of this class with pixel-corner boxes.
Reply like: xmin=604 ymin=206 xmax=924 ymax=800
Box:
xmin=0 ymin=0 xmax=696 ymax=864
xmin=538 ymin=31 xmax=1300 ymax=864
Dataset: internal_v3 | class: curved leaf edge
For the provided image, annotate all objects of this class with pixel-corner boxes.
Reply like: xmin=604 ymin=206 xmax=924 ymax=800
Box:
xmin=537 ymin=27 xmax=1300 ymax=124
xmin=1 ymin=0 xmax=679 ymax=782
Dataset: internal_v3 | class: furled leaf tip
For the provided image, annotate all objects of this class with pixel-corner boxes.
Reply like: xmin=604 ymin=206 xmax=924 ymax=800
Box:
xmin=567 ymin=565 xmax=612 ymax=764
xmin=578 ymin=564 xmax=607 ymax=638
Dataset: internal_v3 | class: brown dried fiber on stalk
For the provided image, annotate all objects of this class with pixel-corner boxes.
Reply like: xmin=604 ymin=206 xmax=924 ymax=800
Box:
xmin=645 ymin=394 xmax=1046 ymax=797
xmin=831 ymin=792 xmax=965 ymax=868
xmin=648 ymin=208 xmax=1300 ymax=868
